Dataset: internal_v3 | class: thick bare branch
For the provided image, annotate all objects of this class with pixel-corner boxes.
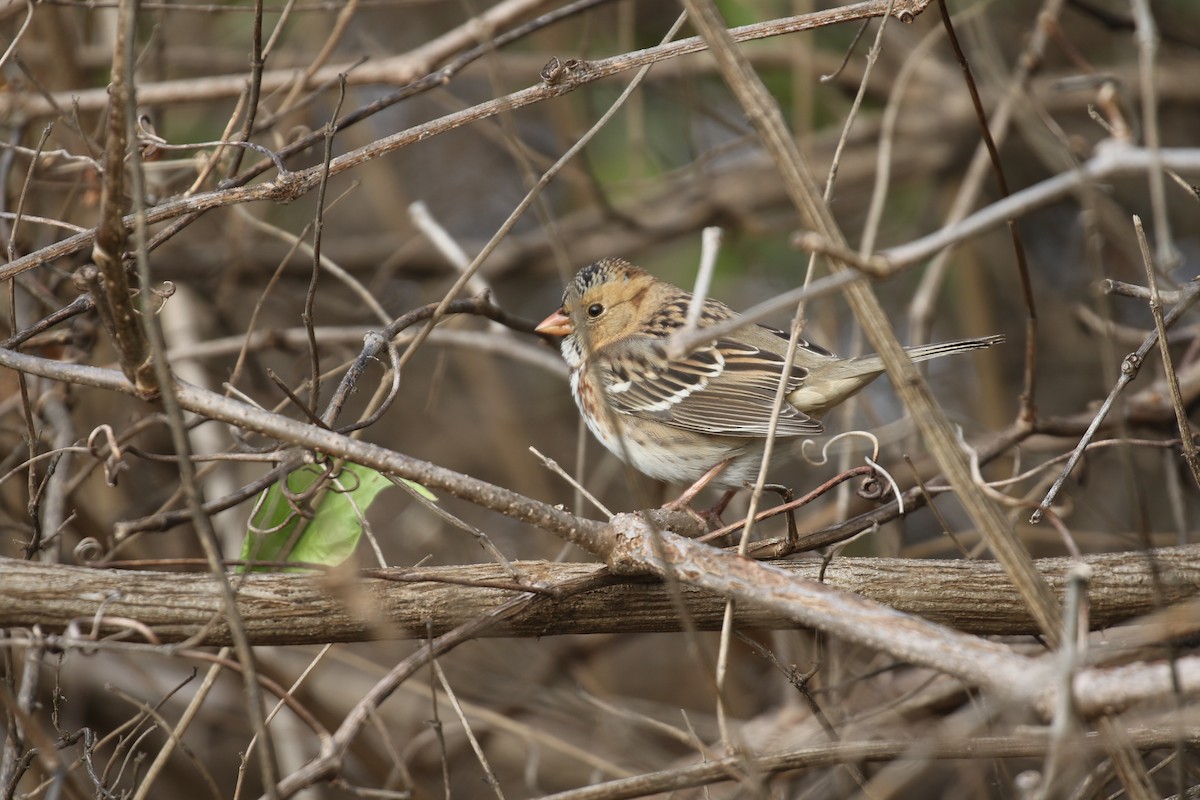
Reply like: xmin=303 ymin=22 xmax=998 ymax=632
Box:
xmin=2 ymin=546 xmax=1196 ymax=645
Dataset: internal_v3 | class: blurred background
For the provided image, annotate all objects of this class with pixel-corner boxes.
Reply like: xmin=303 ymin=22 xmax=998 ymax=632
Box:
xmin=2 ymin=0 xmax=1199 ymax=796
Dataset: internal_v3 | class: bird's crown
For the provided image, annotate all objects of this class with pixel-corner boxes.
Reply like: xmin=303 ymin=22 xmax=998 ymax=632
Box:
xmin=568 ymin=257 xmax=647 ymax=300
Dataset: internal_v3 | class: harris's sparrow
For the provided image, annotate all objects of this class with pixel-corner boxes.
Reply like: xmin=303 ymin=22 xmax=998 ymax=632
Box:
xmin=536 ymin=257 xmax=1002 ymax=493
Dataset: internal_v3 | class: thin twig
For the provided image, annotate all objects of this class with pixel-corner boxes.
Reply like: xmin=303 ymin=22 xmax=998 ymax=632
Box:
xmin=1102 ymin=277 xmax=1182 ymax=304
xmin=1134 ymin=215 xmax=1200 ymax=489
xmin=528 ymin=446 xmax=613 ymax=518
xmin=303 ymin=76 xmax=348 ymax=415
xmin=1033 ymin=278 xmax=1200 ymax=521
xmin=432 ymin=661 xmax=506 ymax=800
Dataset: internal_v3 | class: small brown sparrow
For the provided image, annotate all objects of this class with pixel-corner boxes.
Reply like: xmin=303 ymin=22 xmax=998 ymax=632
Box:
xmin=536 ymin=257 xmax=1002 ymax=495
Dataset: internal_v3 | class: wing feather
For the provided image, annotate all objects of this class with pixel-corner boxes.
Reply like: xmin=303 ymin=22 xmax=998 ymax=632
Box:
xmin=597 ymin=338 xmax=823 ymax=438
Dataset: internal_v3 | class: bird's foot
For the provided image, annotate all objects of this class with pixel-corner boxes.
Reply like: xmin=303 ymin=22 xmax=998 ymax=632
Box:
xmin=659 ymin=488 xmax=737 ymax=537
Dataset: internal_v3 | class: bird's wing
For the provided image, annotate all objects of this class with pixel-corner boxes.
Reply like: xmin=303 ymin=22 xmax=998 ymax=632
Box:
xmin=596 ymin=338 xmax=824 ymax=438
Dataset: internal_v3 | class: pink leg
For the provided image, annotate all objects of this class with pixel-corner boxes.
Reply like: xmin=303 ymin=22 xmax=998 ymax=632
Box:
xmin=663 ymin=458 xmax=733 ymax=511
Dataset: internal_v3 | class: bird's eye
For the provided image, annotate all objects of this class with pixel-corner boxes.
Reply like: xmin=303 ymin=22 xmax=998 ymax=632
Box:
xmin=586 ymin=303 xmax=604 ymax=318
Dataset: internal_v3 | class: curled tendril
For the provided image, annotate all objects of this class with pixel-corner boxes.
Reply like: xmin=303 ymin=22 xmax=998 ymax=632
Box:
xmin=86 ymin=424 xmax=126 ymax=486
xmin=857 ymin=473 xmax=884 ymax=501
xmin=128 ymin=281 xmax=175 ymax=316
xmin=800 ymin=429 xmax=882 ymax=466
xmin=151 ymin=280 xmax=176 ymax=313
xmin=64 ymin=602 xmax=162 ymax=648
xmin=137 ymin=113 xmax=167 ymax=160
xmin=801 ymin=431 xmax=904 ymax=513
xmin=135 ymin=111 xmax=291 ymax=178
xmin=73 ymin=537 xmax=104 ymax=562
xmin=330 ymin=465 xmax=362 ymax=493
xmin=864 ymin=456 xmax=904 ymax=514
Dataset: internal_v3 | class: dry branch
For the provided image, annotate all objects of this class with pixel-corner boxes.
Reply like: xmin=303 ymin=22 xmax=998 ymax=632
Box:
xmin=537 ymin=727 xmax=1200 ymax=800
xmin=0 ymin=0 xmax=923 ymax=120
xmin=2 ymin=546 xmax=1196 ymax=646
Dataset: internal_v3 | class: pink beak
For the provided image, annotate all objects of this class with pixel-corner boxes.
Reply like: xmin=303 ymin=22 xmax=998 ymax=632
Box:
xmin=535 ymin=309 xmax=574 ymax=336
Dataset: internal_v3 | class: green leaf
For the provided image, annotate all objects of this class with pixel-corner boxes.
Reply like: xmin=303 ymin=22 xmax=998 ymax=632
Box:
xmin=286 ymin=463 xmax=391 ymax=568
xmin=240 ymin=463 xmax=417 ymax=571
xmin=240 ymin=464 xmax=324 ymax=571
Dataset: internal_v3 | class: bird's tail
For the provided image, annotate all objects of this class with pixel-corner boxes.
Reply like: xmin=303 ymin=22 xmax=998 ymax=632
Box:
xmin=792 ymin=334 xmax=1004 ymax=416
xmin=831 ymin=334 xmax=1005 ymax=378
xmin=900 ymin=334 xmax=1005 ymax=365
